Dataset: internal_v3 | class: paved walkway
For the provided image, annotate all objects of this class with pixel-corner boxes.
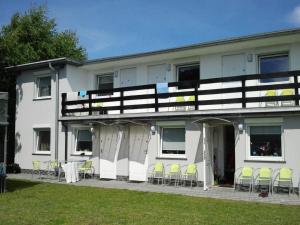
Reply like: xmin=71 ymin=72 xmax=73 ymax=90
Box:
xmin=7 ymin=173 xmax=300 ymax=205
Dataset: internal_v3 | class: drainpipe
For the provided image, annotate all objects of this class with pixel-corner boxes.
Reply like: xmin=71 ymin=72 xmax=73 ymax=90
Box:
xmin=62 ymin=122 xmax=68 ymax=162
xmin=49 ymin=63 xmax=59 ymax=161
xmin=203 ymin=123 xmax=208 ymax=191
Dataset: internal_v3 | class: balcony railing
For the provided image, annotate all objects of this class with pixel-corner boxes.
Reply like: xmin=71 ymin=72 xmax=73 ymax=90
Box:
xmin=61 ymin=70 xmax=300 ymax=117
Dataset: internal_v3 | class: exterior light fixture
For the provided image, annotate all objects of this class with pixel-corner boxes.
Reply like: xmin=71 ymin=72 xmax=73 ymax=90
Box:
xmin=238 ymin=123 xmax=244 ymax=131
xmin=150 ymin=125 xmax=156 ymax=134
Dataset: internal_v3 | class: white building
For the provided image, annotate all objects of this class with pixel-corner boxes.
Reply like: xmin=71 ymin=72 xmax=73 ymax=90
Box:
xmin=7 ymin=28 xmax=300 ymax=188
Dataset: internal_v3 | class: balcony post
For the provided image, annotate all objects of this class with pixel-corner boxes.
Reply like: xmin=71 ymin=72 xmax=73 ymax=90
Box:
xmin=61 ymin=93 xmax=66 ymax=116
xmin=154 ymin=86 xmax=158 ymax=112
xmin=241 ymin=79 xmax=246 ymax=108
xmin=194 ymin=82 xmax=199 ymax=110
xmin=120 ymin=90 xmax=124 ymax=114
xmin=88 ymin=93 xmax=92 ymax=115
xmin=294 ymin=75 xmax=299 ymax=106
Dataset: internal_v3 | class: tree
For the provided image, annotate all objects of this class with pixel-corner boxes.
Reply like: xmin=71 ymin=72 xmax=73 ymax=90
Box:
xmin=0 ymin=5 xmax=87 ymax=164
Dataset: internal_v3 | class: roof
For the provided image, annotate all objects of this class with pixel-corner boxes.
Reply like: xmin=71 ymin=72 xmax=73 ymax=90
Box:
xmin=6 ymin=27 xmax=300 ymax=72
xmin=5 ymin=58 xmax=82 ymax=72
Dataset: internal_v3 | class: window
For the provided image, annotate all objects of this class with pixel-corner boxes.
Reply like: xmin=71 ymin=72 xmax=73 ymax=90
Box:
xmin=259 ymin=54 xmax=289 ymax=83
xmin=75 ymin=129 xmax=92 ymax=153
xmin=177 ymin=64 xmax=200 ymax=89
xmin=161 ymin=127 xmax=185 ymax=156
xmin=97 ymin=74 xmax=114 ymax=95
xmin=36 ymin=76 xmax=51 ymax=97
xmin=248 ymin=125 xmax=283 ymax=160
xmin=35 ymin=129 xmax=50 ymax=153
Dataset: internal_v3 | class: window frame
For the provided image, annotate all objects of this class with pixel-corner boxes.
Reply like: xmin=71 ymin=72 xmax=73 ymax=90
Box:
xmin=158 ymin=125 xmax=186 ymax=159
xmin=34 ymin=75 xmax=52 ymax=99
xmin=34 ymin=128 xmax=51 ymax=154
xmin=176 ymin=63 xmax=200 ymax=89
xmin=245 ymin=121 xmax=285 ymax=162
xmin=74 ymin=127 xmax=93 ymax=155
xmin=96 ymin=73 xmax=114 ymax=96
xmin=258 ymin=53 xmax=290 ymax=84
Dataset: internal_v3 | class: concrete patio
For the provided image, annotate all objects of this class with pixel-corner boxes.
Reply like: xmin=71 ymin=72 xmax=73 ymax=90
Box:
xmin=7 ymin=173 xmax=300 ymax=205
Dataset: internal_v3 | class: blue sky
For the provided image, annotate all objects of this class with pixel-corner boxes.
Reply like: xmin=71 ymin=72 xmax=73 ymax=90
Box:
xmin=1 ymin=0 xmax=300 ymax=60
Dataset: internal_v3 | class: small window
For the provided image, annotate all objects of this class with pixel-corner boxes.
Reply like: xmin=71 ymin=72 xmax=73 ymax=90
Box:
xmin=259 ymin=54 xmax=289 ymax=83
xmin=35 ymin=129 xmax=50 ymax=152
xmin=161 ymin=127 xmax=185 ymax=155
xmin=97 ymin=74 xmax=114 ymax=95
xmin=75 ymin=129 xmax=92 ymax=153
xmin=177 ymin=64 xmax=200 ymax=89
xmin=249 ymin=126 xmax=282 ymax=157
xmin=36 ymin=76 xmax=51 ymax=97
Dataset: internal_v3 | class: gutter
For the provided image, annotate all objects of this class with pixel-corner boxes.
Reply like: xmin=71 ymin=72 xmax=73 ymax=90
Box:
xmin=48 ymin=62 xmax=60 ymax=161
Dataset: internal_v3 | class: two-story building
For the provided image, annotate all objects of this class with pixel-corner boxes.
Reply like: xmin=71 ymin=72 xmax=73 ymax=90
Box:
xmin=7 ymin=28 xmax=300 ymax=189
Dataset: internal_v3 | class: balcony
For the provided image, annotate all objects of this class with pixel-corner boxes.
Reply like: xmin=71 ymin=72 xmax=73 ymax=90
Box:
xmin=61 ymin=70 xmax=300 ymax=119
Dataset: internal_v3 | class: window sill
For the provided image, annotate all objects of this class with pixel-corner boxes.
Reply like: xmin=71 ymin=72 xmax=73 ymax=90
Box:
xmin=32 ymin=152 xmax=51 ymax=156
xmin=71 ymin=153 xmax=92 ymax=156
xmin=156 ymin=157 xmax=187 ymax=160
xmin=33 ymin=97 xmax=52 ymax=101
xmin=244 ymin=159 xmax=286 ymax=163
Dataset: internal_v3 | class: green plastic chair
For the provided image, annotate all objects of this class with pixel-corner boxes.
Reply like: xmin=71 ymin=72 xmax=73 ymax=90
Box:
xmin=79 ymin=160 xmax=94 ymax=179
xmin=273 ymin=168 xmax=293 ymax=195
xmin=234 ymin=167 xmax=254 ymax=192
xmin=175 ymin=96 xmax=186 ymax=111
xmin=182 ymin=163 xmax=198 ymax=187
xmin=265 ymin=90 xmax=278 ymax=107
xmin=280 ymin=89 xmax=295 ymax=106
xmin=148 ymin=162 xmax=165 ymax=184
xmin=166 ymin=164 xmax=181 ymax=186
xmin=32 ymin=160 xmax=41 ymax=179
xmin=254 ymin=167 xmax=272 ymax=193
xmin=47 ymin=160 xmax=58 ymax=177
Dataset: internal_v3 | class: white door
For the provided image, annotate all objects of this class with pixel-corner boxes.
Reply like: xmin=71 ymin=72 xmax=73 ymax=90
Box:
xmin=222 ymin=54 xmax=246 ymax=109
xmin=129 ymin=126 xmax=149 ymax=181
xmin=120 ymin=68 xmax=137 ymax=87
xmin=147 ymin=64 xmax=167 ymax=84
xmin=116 ymin=126 xmax=129 ymax=177
xmin=99 ymin=126 xmax=120 ymax=179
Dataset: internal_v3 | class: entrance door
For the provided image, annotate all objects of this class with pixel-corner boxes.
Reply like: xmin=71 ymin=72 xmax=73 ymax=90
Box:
xmin=129 ymin=126 xmax=149 ymax=181
xmin=224 ymin=125 xmax=235 ymax=184
xmin=99 ymin=126 xmax=120 ymax=179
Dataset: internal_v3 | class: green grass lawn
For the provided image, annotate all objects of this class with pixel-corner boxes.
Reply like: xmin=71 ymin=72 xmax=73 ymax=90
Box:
xmin=0 ymin=180 xmax=300 ymax=225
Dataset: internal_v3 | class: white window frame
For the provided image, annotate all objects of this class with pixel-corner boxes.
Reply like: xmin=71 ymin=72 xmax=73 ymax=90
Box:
xmin=245 ymin=118 xmax=285 ymax=162
xmin=73 ymin=127 xmax=93 ymax=155
xmin=157 ymin=122 xmax=186 ymax=159
xmin=34 ymin=74 xmax=52 ymax=99
xmin=258 ymin=53 xmax=290 ymax=85
xmin=33 ymin=128 xmax=51 ymax=154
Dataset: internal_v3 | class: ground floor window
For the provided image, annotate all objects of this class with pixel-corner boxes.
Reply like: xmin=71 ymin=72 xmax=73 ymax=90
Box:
xmin=75 ymin=129 xmax=92 ymax=153
xmin=247 ymin=125 xmax=283 ymax=160
xmin=34 ymin=128 xmax=50 ymax=153
xmin=161 ymin=127 xmax=185 ymax=156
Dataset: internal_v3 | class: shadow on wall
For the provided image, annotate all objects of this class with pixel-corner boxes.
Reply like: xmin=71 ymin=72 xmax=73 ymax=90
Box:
xmin=129 ymin=126 xmax=149 ymax=164
xmin=193 ymin=123 xmax=204 ymax=164
xmin=15 ymin=132 xmax=22 ymax=154
xmin=15 ymin=83 xmax=23 ymax=118
xmin=117 ymin=126 xmax=129 ymax=161
xmin=101 ymin=126 xmax=119 ymax=162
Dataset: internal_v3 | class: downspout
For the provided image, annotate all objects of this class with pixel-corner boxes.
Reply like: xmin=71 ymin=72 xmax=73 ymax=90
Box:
xmin=48 ymin=63 xmax=59 ymax=161
xmin=62 ymin=122 xmax=68 ymax=162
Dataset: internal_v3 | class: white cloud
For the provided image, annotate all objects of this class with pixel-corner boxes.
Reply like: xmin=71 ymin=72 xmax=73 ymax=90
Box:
xmin=288 ymin=6 xmax=300 ymax=25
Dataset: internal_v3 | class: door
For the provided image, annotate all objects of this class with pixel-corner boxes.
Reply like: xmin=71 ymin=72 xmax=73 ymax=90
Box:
xmin=99 ymin=126 xmax=120 ymax=179
xmin=222 ymin=54 xmax=246 ymax=109
xmin=120 ymin=68 xmax=137 ymax=87
xmin=129 ymin=126 xmax=149 ymax=181
xmin=147 ymin=64 xmax=167 ymax=84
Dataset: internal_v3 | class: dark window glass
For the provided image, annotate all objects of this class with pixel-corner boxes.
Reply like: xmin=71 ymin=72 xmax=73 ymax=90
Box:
xmin=38 ymin=76 xmax=51 ymax=97
xmin=177 ymin=64 xmax=199 ymax=89
xmin=97 ymin=74 xmax=113 ymax=95
xmin=162 ymin=128 xmax=185 ymax=154
xmin=250 ymin=126 xmax=282 ymax=157
xmin=260 ymin=55 xmax=289 ymax=83
xmin=37 ymin=130 xmax=50 ymax=151
xmin=76 ymin=130 xmax=92 ymax=152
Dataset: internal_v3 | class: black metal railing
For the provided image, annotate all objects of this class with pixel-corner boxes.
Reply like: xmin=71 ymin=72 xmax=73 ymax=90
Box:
xmin=61 ymin=70 xmax=300 ymax=117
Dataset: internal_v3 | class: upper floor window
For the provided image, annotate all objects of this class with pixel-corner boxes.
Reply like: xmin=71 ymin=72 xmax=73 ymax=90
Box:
xmin=259 ymin=54 xmax=289 ymax=83
xmin=177 ymin=64 xmax=200 ymax=89
xmin=34 ymin=128 xmax=50 ymax=153
xmin=97 ymin=73 xmax=114 ymax=95
xmin=36 ymin=76 xmax=51 ymax=98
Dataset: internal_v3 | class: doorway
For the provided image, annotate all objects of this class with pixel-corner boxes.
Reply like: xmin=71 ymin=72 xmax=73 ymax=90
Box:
xmin=223 ymin=125 xmax=235 ymax=185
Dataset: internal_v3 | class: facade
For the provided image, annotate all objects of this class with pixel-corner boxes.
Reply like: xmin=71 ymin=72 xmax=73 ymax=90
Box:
xmin=7 ymin=28 xmax=300 ymax=189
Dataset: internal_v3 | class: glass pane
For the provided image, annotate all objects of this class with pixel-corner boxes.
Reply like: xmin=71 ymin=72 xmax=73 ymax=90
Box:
xmin=38 ymin=77 xmax=51 ymax=97
xmin=38 ymin=130 xmax=50 ymax=151
xmin=260 ymin=55 xmax=289 ymax=83
xmin=250 ymin=126 xmax=282 ymax=157
xmin=178 ymin=64 xmax=199 ymax=89
xmin=97 ymin=75 xmax=114 ymax=95
xmin=162 ymin=128 xmax=185 ymax=154
xmin=77 ymin=130 xmax=92 ymax=152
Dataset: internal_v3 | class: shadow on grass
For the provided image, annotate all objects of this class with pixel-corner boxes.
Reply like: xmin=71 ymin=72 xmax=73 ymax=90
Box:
xmin=5 ymin=179 xmax=40 ymax=192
